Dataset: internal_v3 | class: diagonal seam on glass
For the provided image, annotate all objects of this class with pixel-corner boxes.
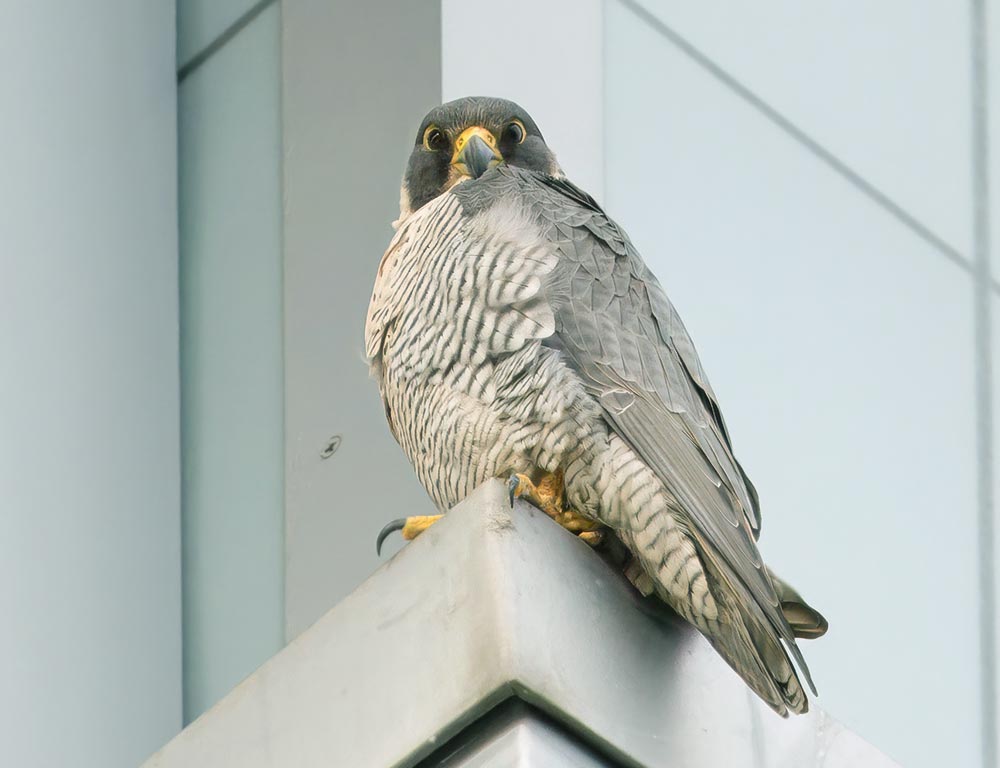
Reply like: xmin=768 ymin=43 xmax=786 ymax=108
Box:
xmin=614 ymin=0 xmax=1000 ymax=296
xmin=177 ymin=0 xmax=277 ymax=83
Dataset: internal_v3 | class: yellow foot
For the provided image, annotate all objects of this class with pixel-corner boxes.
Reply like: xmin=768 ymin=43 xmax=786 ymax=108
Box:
xmin=376 ymin=514 xmax=443 ymax=555
xmin=578 ymin=530 xmax=604 ymax=547
xmin=506 ymin=469 xmax=603 ymax=546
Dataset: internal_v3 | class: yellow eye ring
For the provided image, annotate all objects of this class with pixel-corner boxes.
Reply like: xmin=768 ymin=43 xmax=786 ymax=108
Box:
xmin=423 ymin=125 xmax=447 ymax=151
xmin=505 ymin=119 xmax=527 ymax=144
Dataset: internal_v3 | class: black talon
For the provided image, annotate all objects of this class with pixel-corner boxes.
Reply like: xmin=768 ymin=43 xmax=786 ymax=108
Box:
xmin=376 ymin=518 xmax=407 ymax=556
xmin=507 ymin=474 xmax=519 ymax=508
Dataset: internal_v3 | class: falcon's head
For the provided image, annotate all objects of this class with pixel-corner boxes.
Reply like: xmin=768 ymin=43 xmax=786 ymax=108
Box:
xmin=396 ymin=97 xmax=561 ymax=225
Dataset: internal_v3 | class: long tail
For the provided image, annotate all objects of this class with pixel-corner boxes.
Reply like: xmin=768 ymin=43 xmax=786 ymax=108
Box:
xmin=699 ymin=566 xmax=810 ymax=716
xmin=621 ymin=523 xmax=815 ymax=716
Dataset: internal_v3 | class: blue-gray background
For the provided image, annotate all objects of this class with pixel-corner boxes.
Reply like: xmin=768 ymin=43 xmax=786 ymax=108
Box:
xmin=1 ymin=2 xmax=995 ymax=767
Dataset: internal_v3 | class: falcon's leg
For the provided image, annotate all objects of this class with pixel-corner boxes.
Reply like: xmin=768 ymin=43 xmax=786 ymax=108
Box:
xmin=506 ymin=468 xmax=604 ymax=546
xmin=375 ymin=514 xmax=443 ymax=555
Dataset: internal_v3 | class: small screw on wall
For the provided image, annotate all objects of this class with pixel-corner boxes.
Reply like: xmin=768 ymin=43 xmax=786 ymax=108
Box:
xmin=320 ymin=435 xmax=342 ymax=459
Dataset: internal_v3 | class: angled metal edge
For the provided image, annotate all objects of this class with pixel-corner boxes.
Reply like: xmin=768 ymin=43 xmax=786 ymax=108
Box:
xmin=145 ymin=483 xmax=518 ymax=767
xmin=143 ymin=480 xmax=897 ymax=768
xmin=416 ymin=699 xmax=618 ymax=767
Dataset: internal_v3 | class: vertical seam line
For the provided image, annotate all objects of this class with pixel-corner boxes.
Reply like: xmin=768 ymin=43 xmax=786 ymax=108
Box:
xmin=600 ymin=0 xmax=609 ymax=205
xmin=971 ymin=2 xmax=996 ymax=767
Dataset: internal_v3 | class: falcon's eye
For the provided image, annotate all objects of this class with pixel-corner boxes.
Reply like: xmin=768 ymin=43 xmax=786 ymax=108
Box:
xmin=504 ymin=120 xmax=526 ymax=144
xmin=423 ymin=126 xmax=447 ymax=152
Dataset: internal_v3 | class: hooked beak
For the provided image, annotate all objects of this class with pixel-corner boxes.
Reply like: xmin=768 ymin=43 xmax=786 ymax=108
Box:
xmin=451 ymin=126 xmax=502 ymax=179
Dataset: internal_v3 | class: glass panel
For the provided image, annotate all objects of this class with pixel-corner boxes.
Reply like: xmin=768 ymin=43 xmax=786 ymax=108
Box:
xmin=0 ymin=3 xmax=181 ymax=767
xmin=606 ymin=4 xmax=979 ymax=766
xmin=178 ymin=3 xmax=284 ymax=722
xmin=279 ymin=0 xmax=442 ymax=640
xmin=619 ymin=0 xmax=972 ymax=257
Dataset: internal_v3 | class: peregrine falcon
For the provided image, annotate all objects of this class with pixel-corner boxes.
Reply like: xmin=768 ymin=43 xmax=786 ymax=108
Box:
xmin=367 ymin=97 xmax=827 ymax=716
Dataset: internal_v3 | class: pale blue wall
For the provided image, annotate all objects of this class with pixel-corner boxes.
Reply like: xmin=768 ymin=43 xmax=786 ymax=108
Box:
xmin=177 ymin=0 xmax=285 ymax=722
xmin=605 ymin=2 xmax=989 ymax=767
xmin=0 ymin=2 xmax=182 ymax=766
xmin=280 ymin=0 xmax=443 ymax=640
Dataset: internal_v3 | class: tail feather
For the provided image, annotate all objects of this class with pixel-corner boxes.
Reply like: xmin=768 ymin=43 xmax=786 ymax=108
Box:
xmin=701 ymin=578 xmax=809 ymax=716
xmin=686 ymin=537 xmax=816 ymax=716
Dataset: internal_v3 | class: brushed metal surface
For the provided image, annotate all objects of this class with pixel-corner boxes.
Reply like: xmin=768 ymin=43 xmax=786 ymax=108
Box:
xmin=143 ymin=480 xmax=896 ymax=767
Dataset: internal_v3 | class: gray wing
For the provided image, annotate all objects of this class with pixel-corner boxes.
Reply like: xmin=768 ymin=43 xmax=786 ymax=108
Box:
xmin=518 ymin=171 xmax=814 ymax=689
